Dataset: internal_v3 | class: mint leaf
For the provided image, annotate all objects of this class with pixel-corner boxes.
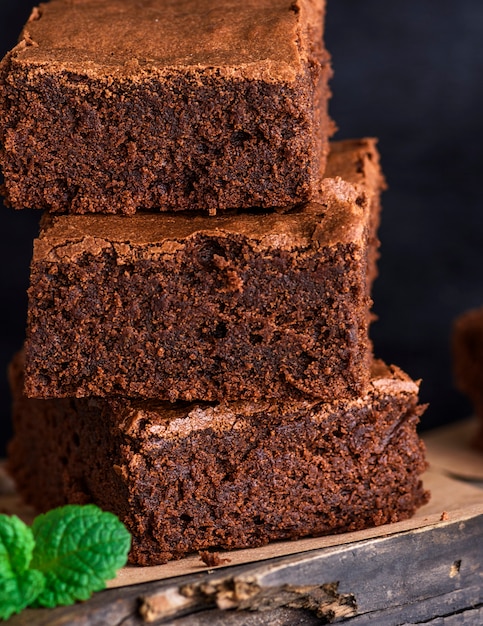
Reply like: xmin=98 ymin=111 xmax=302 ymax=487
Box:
xmin=0 ymin=515 xmax=45 ymax=619
xmin=0 ymin=572 xmax=45 ymax=621
xmin=30 ymin=504 xmax=131 ymax=608
xmin=0 ymin=514 xmax=34 ymax=573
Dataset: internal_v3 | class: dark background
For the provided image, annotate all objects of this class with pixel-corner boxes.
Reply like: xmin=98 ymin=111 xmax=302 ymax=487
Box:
xmin=1 ymin=0 xmax=482 ymax=456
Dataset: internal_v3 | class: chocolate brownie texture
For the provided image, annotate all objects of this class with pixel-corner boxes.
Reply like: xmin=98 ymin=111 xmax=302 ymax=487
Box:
xmin=8 ymin=354 xmax=429 ymax=565
xmin=24 ymin=139 xmax=385 ymax=402
xmin=0 ymin=0 xmax=333 ymax=214
xmin=453 ymin=306 xmax=483 ymax=450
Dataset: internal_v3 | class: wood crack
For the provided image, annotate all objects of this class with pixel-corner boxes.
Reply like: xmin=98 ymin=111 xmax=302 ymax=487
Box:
xmin=139 ymin=577 xmax=357 ymax=623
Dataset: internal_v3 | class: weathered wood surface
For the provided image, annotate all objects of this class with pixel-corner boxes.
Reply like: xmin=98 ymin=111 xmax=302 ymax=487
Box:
xmin=4 ymin=512 xmax=482 ymax=625
xmin=2 ymin=422 xmax=483 ymax=624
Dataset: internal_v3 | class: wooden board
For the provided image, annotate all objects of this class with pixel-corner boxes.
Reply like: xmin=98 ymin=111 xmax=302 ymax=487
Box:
xmin=1 ymin=421 xmax=482 ymax=624
xmin=5 ymin=510 xmax=482 ymax=625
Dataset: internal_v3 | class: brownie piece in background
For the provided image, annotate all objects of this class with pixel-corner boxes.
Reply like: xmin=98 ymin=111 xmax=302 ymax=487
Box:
xmin=8 ymin=354 xmax=429 ymax=565
xmin=24 ymin=139 xmax=384 ymax=402
xmin=452 ymin=306 xmax=483 ymax=450
xmin=0 ymin=0 xmax=332 ymax=214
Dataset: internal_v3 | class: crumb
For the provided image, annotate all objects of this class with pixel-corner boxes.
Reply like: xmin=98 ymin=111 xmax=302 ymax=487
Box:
xmin=440 ymin=511 xmax=449 ymax=521
xmin=199 ymin=550 xmax=231 ymax=567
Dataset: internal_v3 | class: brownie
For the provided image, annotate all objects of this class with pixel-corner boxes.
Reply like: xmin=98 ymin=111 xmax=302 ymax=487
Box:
xmin=452 ymin=306 xmax=483 ymax=450
xmin=8 ymin=355 xmax=429 ymax=565
xmin=0 ymin=0 xmax=333 ymax=214
xmin=24 ymin=139 xmax=384 ymax=402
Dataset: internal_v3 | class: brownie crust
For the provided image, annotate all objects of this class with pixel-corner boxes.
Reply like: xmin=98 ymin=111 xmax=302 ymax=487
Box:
xmin=8 ymin=356 xmax=429 ymax=565
xmin=0 ymin=0 xmax=332 ymax=214
xmin=24 ymin=139 xmax=384 ymax=402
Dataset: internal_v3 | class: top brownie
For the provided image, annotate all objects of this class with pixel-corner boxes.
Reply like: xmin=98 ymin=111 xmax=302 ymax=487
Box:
xmin=0 ymin=0 xmax=332 ymax=214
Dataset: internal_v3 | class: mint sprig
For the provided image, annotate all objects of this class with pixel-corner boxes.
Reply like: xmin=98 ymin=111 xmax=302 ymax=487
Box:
xmin=0 ymin=505 xmax=131 ymax=619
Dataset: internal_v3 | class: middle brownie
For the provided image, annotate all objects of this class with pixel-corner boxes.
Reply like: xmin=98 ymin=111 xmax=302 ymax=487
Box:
xmin=25 ymin=139 xmax=384 ymax=402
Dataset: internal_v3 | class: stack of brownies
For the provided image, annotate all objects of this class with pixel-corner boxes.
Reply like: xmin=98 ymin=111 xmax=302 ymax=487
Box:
xmin=1 ymin=0 xmax=429 ymax=565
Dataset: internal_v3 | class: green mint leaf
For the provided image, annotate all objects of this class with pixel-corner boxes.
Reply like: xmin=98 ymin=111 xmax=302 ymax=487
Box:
xmin=0 ymin=514 xmax=34 ymax=574
xmin=30 ymin=504 xmax=131 ymax=608
xmin=0 ymin=571 xmax=46 ymax=621
xmin=0 ymin=515 xmax=45 ymax=619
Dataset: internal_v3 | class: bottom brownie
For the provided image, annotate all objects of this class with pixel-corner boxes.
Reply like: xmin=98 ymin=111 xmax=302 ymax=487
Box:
xmin=453 ymin=306 xmax=483 ymax=450
xmin=8 ymin=355 xmax=429 ymax=565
